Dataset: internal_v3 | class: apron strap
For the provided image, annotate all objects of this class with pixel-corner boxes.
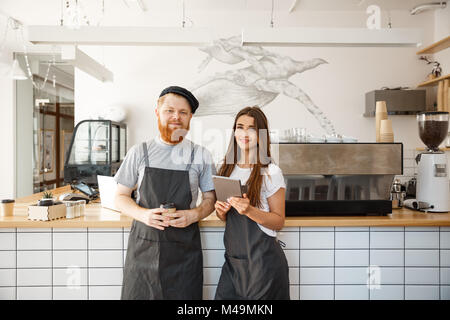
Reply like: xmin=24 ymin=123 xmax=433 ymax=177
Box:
xmin=142 ymin=142 xmax=149 ymax=167
xmin=186 ymin=142 xmax=195 ymax=172
xmin=142 ymin=140 xmax=194 ymax=170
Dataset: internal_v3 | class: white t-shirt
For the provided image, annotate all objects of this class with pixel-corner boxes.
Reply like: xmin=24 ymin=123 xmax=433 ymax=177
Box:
xmin=229 ymin=163 xmax=286 ymax=237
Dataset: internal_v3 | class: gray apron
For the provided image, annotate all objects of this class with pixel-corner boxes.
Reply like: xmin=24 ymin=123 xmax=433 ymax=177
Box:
xmin=215 ymin=206 xmax=290 ymax=300
xmin=121 ymin=142 xmax=202 ymax=300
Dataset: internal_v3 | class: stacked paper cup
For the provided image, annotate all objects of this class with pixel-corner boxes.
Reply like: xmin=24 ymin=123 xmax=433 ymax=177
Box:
xmin=380 ymin=119 xmax=394 ymax=142
xmin=375 ymin=101 xmax=393 ymax=142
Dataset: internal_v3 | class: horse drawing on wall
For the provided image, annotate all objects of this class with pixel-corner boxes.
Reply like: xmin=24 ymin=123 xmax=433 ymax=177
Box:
xmin=190 ymin=35 xmax=336 ymax=135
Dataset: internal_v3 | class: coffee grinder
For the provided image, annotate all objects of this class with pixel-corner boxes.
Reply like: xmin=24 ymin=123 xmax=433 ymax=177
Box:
xmin=415 ymin=111 xmax=450 ymax=212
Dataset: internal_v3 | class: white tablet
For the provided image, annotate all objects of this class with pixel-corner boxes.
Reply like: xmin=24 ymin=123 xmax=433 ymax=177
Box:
xmin=212 ymin=175 xmax=243 ymax=202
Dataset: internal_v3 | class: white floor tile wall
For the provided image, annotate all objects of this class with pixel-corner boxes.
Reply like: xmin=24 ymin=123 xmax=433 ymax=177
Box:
xmin=0 ymin=227 xmax=449 ymax=300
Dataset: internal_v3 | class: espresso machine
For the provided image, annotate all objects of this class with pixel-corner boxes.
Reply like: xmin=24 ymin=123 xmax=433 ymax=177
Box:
xmin=271 ymin=143 xmax=403 ymax=216
xmin=415 ymin=111 xmax=450 ymax=212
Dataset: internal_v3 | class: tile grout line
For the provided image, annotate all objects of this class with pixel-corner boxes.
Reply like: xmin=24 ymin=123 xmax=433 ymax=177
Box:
xmin=298 ymin=228 xmax=301 ymax=300
xmin=439 ymin=227 xmax=441 ymax=300
xmin=87 ymin=229 xmax=89 ymax=300
xmin=15 ymin=228 xmax=17 ymax=300
xmin=333 ymin=227 xmax=335 ymax=300
xmin=122 ymin=228 xmax=124 ymax=269
xmin=122 ymin=227 xmax=125 ymax=300
xmin=368 ymin=227 xmax=371 ymax=300
xmin=403 ymin=227 xmax=406 ymax=300
xmin=51 ymin=228 xmax=53 ymax=300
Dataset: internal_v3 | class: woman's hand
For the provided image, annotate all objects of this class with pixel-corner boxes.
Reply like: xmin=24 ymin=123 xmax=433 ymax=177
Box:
xmin=214 ymin=200 xmax=231 ymax=220
xmin=228 ymin=193 xmax=251 ymax=215
xmin=139 ymin=208 xmax=171 ymax=230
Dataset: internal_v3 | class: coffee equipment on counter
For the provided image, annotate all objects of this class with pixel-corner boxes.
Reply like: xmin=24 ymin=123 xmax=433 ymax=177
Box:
xmin=414 ymin=111 xmax=450 ymax=212
xmin=390 ymin=179 xmax=406 ymax=209
xmin=272 ymin=143 xmax=403 ymax=216
xmin=405 ymin=175 xmax=417 ymax=199
xmin=403 ymin=199 xmax=432 ymax=210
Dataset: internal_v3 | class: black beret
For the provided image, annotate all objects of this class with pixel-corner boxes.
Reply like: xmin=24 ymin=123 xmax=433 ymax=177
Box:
xmin=159 ymin=86 xmax=199 ymax=114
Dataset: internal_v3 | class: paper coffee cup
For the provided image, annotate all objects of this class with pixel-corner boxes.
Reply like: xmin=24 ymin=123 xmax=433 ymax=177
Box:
xmin=1 ymin=199 xmax=15 ymax=217
xmin=160 ymin=202 xmax=176 ymax=219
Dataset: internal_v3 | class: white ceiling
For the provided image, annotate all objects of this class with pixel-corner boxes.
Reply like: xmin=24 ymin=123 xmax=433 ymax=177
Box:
xmin=1 ymin=0 xmax=435 ymax=79
xmin=0 ymin=0 xmax=433 ymax=26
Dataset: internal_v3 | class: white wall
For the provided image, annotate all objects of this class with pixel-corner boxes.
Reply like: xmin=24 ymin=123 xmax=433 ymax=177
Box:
xmin=0 ymin=14 xmax=15 ymax=199
xmin=75 ymin=9 xmax=437 ymax=164
xmin=0 ymin=6 xmax=446 ymax=197
xmin=15 ymin=55 xmax=34 ymax=198
xmin=434 ymin=5 xmax=450 ymax=74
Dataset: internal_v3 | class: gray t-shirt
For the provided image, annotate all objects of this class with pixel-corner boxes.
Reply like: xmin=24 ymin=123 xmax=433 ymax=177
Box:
xmin=114 ymin=136 xmax=216 ymax=208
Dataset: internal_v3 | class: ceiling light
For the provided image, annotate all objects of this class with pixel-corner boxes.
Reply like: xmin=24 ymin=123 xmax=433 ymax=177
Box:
xmin=242 ymin=27 xmax=422 ymax=47
xmin=410 ymin=1 xmax=446 ymax=15
xmin=10 ymin=59 xmax=27 ymax=80
xmin=123 ymin=0 xmax=147 ymax=12
xmin=27 ymin=26 xmax=214 ymax=46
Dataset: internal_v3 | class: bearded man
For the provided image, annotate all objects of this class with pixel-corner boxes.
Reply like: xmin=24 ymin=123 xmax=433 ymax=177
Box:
xmin=114 ymin=86 xmax=216 ymax=300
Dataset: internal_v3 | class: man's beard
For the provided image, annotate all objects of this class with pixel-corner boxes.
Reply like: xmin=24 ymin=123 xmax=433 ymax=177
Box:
xmin=158 ymin=117 xmax=190 ymax=144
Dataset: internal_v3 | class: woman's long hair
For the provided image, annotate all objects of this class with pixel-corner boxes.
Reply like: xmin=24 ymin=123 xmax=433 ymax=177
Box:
xmin=218 ymin=106 xmax=272 ymax=208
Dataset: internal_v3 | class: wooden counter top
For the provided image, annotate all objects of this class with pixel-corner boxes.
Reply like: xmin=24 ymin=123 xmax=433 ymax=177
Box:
xmin=2 ymin=185 xmax=450 ymax=228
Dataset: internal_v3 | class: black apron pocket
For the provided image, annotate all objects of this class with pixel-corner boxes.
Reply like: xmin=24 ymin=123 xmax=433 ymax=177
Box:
xmin=122 ymin=236 xmax=162 ymax=300
xmin=160 ymin=241 xmax=203 ymax=300
xmin=225 ymin=253 xmax=250 ymax=299
xmin=131 ymin=220 xmax=164 ymax=242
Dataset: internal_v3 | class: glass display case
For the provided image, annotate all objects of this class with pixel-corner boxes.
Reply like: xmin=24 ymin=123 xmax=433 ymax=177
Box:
xmin=64 ymin=120 xmax=127 ymax=186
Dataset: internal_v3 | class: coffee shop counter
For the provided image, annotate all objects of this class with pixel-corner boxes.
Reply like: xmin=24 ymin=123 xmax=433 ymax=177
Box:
xmin=3 ymin=205 xmax=450 ymax=228
xmin=2 ymin=185 xmax=450 ymax=228
xmin=1 ymin=185 xmax=450 ymax=300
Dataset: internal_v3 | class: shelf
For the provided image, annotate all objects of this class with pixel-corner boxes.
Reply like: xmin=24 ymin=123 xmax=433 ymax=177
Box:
xmin=417 ymin=73 xmax=450 ymax=87
xmin=416 ymin=147 xmax=450 ymax=151
xmin=70 ymin=162 xmax=109 ymax=165
xmin=74 ymin=149 xmax=109 ymax=153
xmin=76 ymin=139 xmax=108 ymax=141
xmin=363 ymin=111 xmax=421 ymax=117
xmin=416 ymin=35 xmax=450 ymax=55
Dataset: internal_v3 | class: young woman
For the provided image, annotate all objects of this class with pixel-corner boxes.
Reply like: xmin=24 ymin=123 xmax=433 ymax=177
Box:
xmin=214 ymin=106 xmax=290 ymax=300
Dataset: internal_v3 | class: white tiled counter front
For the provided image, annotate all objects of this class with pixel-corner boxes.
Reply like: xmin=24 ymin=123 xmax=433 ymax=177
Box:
xmin=0 ymin=226 xmax=449 ymax=300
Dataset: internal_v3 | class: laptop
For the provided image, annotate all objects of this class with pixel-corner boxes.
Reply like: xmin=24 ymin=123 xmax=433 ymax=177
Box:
xmin=97 ymin=175 xmax=120 ymax=212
